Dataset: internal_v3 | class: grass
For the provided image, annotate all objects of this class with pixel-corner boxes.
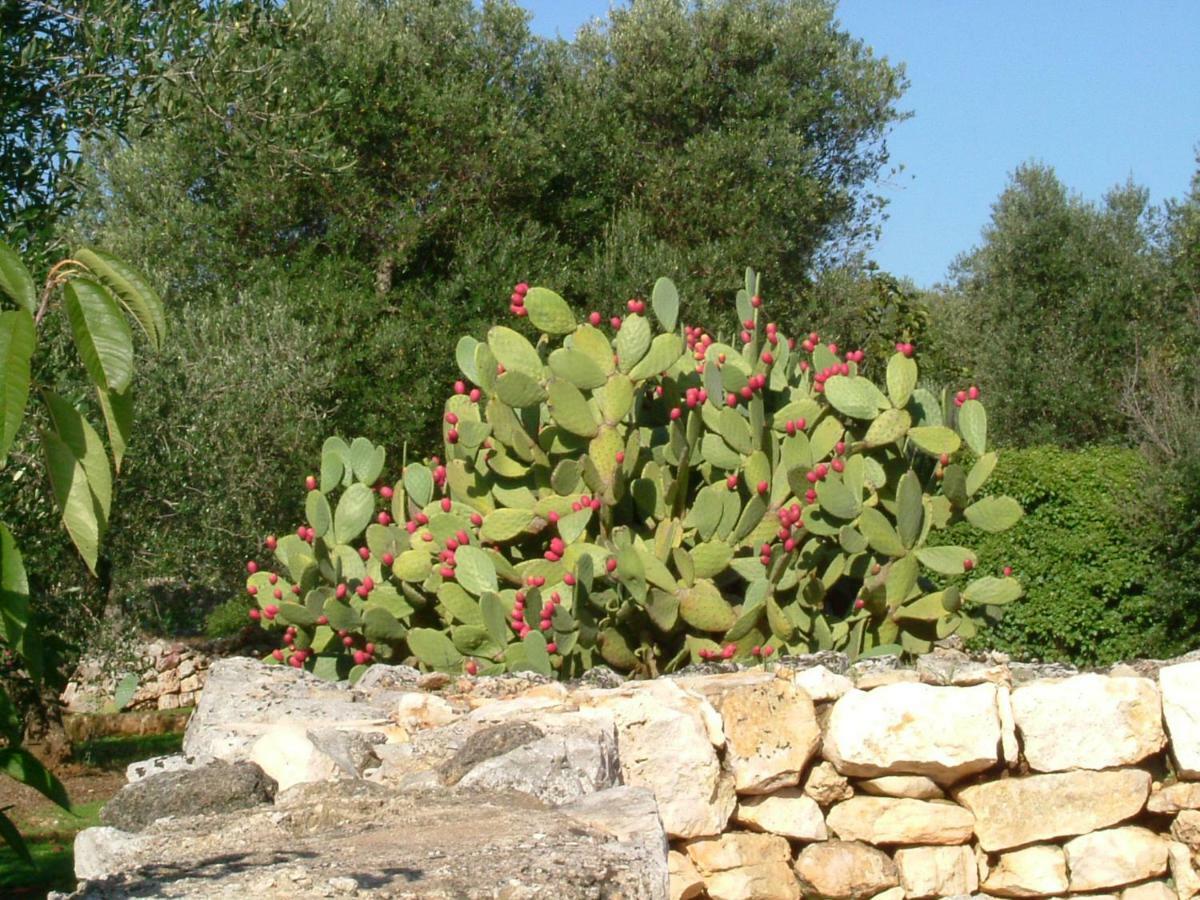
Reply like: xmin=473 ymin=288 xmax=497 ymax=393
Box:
xmin=0 ymin=799 xmax=104 ymax=897
xmin=72 ymin=731 xmax=184 ymax=769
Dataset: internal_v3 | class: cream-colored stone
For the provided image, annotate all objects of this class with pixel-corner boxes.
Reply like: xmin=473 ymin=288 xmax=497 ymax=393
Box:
xmin=957 ymin=768 xmax=1151 ymax=852
xmin=894 ymin=845 xmax=978 ymax=898
xmin=804 ymin=761 xmax=853 ymax=806
xmin=1162 ymin=661 xmax=1200 ymax=779
xmin=179 ymin=674 xmax=202 ymax=693
xmin=1169 ymin=841 xmax=1200 ymax=900
xmin=794 ymin=665 xmax=853 ymax=702
xmin=1065 ymin=826 xmax=1169 ymax=892
xmin=580 ymin=679 xmax=734 ymax=839
xmin=825 ymin=797 xmax=973 ymax=845
xmin=669 ymin=849 xmax=705 ymax=900
xmin=854 ymin=669 xmax=922 ymax=689
xmin=982 ymin=845 xmax=1069 ymax=897
xmin=249 ymin=724 xmax=351 ymax=791
xmin=157 ymin=692 xmax=180 ymax=710
xmin=857 ymin=775 xmax=944 ymax=800
xmin=1150 ymin=782 xmax=1200 ymax=814
xmin=395 ymin=693 xmax=458 ymax=730
xmin=687 ymin=677 xmax=820 ymax=794
xmin=823 ymin=683 xmax=1001 ymax=782
xmin=998 ymin=684 xmax=1020 ymax=767
xmin=1172 ymin=810 xmax=1200 ymax=851
xmin=793 ymin=840 xmax=899 ymax=899
xmin=734 ymin=789 xmax=827 ymax=842
xmin=1121 ymin=882 xmax=1177 ymax=900
xmin=1011 ymin=674 xmax=1164 ymax=772
xmin=685 ymin=832 xmax=800 ymax=900
xmin=868 ymin=889 xmax=905 ymax=900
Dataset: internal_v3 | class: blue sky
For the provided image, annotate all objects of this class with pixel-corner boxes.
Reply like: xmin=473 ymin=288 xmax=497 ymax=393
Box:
xmin=522 ymin=1 xmax=1200 ymax=287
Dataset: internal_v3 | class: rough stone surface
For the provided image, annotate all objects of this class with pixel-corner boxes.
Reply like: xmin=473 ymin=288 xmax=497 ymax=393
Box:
xmin=981 ymin=844 xmax=1069 ymax=897
xmin=734 ymin=788 xmax=827 ymax=841
xmin=825 ymin=796 xmax=974 ymax=845
xmin=793 ymin=840 xmax=899 ymax=899
xmin=1162 ymin=662 xmax=1200 ymax=778
xmin=857 ymin=775 xmax=944 ymax=799
xmin=685 ymin=675 xmax=820 ymax=794
xmin=804 ymin=761 xmax=853 ymax=805
xmin=685 ymin=831 xmax=800 ymax=900
xmin=793 ymin=665 xmax=853 ymax=702
xmin=1150 ymin=781 xmax=1200 ymax=814
xmin=823 ymin=683 xmax=1001 ymax=782
xmin=1064 ymin=826 xmax=1170 ymax=892
xmin=1121 ymin=883 xmax=1178 ymax=900
xmin=72 ymin=780 xmax=669 ymax=898
xmin=579 ymin=679 xmax=734 ymax=838
xmin=998 ymin=684 xmax=1020 ymax=767
xmin=669 ymin=849 xmax=705 ymax=900
xmin=124 ymin=753 xmax=215 ymax=784
xmin=1173 ymin=810 xmax=1200 ymax=851
xmin=1170 ymin=840 xmax=1200 ymax=900
xmin=893 ymin=845 xmax=978 ymax=898
xmin=1011 ymin=674 xmax=1165 ymax=772
xmin=957 ymin=768 xmax=1152 ymax=852
xmin=100 ymin=760 xmax=275 ymax=832
xmin=249 ymin=723 xmax=374 ymax=791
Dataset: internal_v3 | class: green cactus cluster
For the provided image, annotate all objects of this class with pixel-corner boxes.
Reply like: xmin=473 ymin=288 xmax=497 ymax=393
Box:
xmin=246 ymin=268 xmax=1024 ymax=681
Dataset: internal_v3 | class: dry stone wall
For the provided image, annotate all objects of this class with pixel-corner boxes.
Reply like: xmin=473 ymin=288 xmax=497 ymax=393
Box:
xmin=61 ymin=639 xmax=212 ymax=713
xmin=73 ymin=648 xmax=1200 ymax=899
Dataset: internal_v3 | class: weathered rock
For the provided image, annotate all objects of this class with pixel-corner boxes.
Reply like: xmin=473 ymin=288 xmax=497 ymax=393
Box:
xmin=1150 ymin=781 xmax=1200 ymax=814
xmin=100 ymin=760 xmax=274 ymax=831
xmin=73 ymin=827 xmax=147 ymax=881
xmin=957 ymin=768 xmax=1152 ymax=852
xmin=685 ymin=831 xmax=800 ymax=900
xmin=1011 ymin=674 xmax=1164 ymax=772
xmin=823 ymin=683 xmax=1001 ymax=782
xmin=1121 ymin=883 xmax=1178 ymax=900
xmin=394 ymin=691 xmax=459 ymax=730
xmin=1173 ymin=810 xmax=1200 ymax=851
xmin=998 ymin=684 xmax=1020 ymax=766
xmin=868 ymin=889 xmax=905 ymax=900
xmin=183 ymin=657 xmax=393 ymax=760
xmin=249 ymin=723 xmax=377 ymax=791
xmin=982 ymin=844 xmax=1069 ymax=897
xmin=825 ymin=796 xmax=974 ymax=845
xmin=579 ymin=679 xmax=734 ymax=838
xmin=793 ymin=840 xmax=899 ymax=899
xmin=669 ymin=849 xmax=706 ymax=900
xmin=793 ymin=665 xmax=853 ymax=702
xmin=1064 ymin=826 xmax=1169 ymax=891
xmin=857 ymin=775 xmax=944 ymax=799
xmin=804 ymin=761 xmax=854 ymax=805
xmin=125 ymin=752 xmax=216 ymax=784
xmin=558 ymin=785 xmax=667 ymax=849
xmin=73 ymin=780 xmax=669 ymax=898
xmin=734 ymin=788 xmax=827 ymax=841
xmin=1170 ymin=840 xmax=1200 ymax=900
xmin=893 ymin=845 xmax=978 ymax=898
xmin=685 ymin=675 xmax=820 ymax=794
xmin=1162 ymin=661 xmax=1200 ymax=778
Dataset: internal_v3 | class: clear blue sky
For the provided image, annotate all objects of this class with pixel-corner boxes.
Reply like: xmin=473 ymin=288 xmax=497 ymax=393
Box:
xmin=522 ymin=0 xmax=1200 ymax=288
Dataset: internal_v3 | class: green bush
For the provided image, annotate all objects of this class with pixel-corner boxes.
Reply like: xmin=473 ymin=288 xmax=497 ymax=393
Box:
xmin=952 ymin=445 xmax=1170 ymax=664
xmin=245 ymin=270 xmax=1024 ymax=680
xmin=204 ymin=597 xmax=254 ymax=640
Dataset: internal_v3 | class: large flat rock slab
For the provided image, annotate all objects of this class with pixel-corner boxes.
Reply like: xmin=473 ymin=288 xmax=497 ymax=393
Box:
xmin=71 ymin=780 xmax=668 ymax=898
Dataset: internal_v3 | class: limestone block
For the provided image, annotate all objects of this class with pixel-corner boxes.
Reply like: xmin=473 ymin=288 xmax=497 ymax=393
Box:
xmin=793 ymin=840 xmax=899 ymax=899
xmin=982 ymin=844 xmax=1069 ymax=897
xmin=856 ymin=775 xmax=944 ymax=800
xmin=1064 ymin=826 xmax=1169 ymax=892
xmin=1172 ymin=810 xmax=1200 ymax=851
xmin=804 ymin=761 xmax=853 ymax=805
xmin=249 ymin=723 xmax=359 ymax=791
xmin=893 ymin=845 xmax=978 ymax=898
xmin=794 ymin=665 xmax=853 ymax=702
xmin=1149 ymin=782 xmax=1200 ymax=814
xmin=1169 ymin=840 xmax=1200 ymax=900
xmin=957 ymin=768 xmax=1151 ymax=852
xmin=1161 ymin=661 xmax=1200 ymax=778
xmin=734 ymin=788 xmax=827 ymax=841
xmin=685 ymin=832 xmax=800 ymax=900
xmin=998 ymin=684 xmax=1020 ymax=767
xmin=1121 ymin=883 xmax=1178 ymax=900
xmin=826 ymin=796 xmax=973 ymax=845
xmin=669 ymin=849 xmax=705 ymax=900
xmin=395 ymin=692 xmax=459 ymax=731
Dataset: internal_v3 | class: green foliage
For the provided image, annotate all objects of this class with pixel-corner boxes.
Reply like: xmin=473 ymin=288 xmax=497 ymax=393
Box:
xmin=947 ymin=445 xmax=1172 ymax=665
xmin=0 ymin=240 xmax=163 ymax=861
xmin=204 ymin=597 xmax=255 ymax=640
xmin=246 ymin=269 xmax=1022 ymax=678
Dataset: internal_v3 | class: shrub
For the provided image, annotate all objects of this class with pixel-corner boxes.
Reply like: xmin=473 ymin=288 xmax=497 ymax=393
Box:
xmin=948 ymin=445 xmax=1168 ymax=665
xmin=203 ymin=597 xmax=254 ymax=640
xmin=243 ymin=270 xmax=1023 ymax=679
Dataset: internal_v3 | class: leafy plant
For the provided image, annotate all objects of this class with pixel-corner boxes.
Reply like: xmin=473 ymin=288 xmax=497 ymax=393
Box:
xmin=246 ymin=269 xmax=1023 ymax=679
xmin=0 ymin=239 xmax=164 ymax=861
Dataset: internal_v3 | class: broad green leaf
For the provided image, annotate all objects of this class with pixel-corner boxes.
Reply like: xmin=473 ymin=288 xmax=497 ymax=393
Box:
xmin=548 ymin=379 xmax=598 ymax=437
xmin=678 ymin=579 xmax=736 ymax=632
xmin=824 ymin=376 xmax=887 ymax=420
xmin=816 ymin=477 xmax=861 ymax=519
xmin=0 ymin=310 xmax=34 ymax=465
xmin=549 ymin=348 xmax=607 ymax=390
xmin=0 ymin=747 xmax=69 ymax=809
xmin=958 ymin=399 xmax=987 ymax=455
xmin=523 ymin=287 xmax=576 ymax=335
xmin=494 ymin=370 xmax=546 ymax=407
xmin=865 ymin=407 xmax=910 ymax=447
xmin=480 ymin=508 xmax=534 ymax=542
xmin=896 ymin=592 xmax=952 ymax=621
xmin=480 ymin=592 xmax=509 ymax=647
xmin=306 ymin=490 xmax=333 ymax=537
xmin=719 ymin=409 xmax=752 ymax=455
xmin=41 ymin=428 xmax=102 ymax=573
xmin=690 ymin=541 xmax=733 ymax=578
xmin=966 ymin=451 xmax=998 ymax=496
xmin=858 ymin=506 xmax=905 ymax=557
xmin=438 ymin=583 xmax=484 ymax=625
xmin=963 ymin=576 xmax=1024 ymax=606
xmin=896 ymin=471 xmax=924 ymax=549
xmin=628 ymin=333 xmax=684 ymax=381
xmin=915 ymin=545 xmax=977 ymax=575
xmin=886 ymin=554 xmax=920 ymax=607
xmin=0 ymin=523 xmax=34 ymax=680
xmin=63 ymin=278 xmax=133 ymax=393
xmin=406 ymin=628 xmax=463 ymax=669
xmin=454 ymin=544 xmax=498 ymax=595
xmin=333 ymin=483 xmax=374 ymax=543
xmin=95 ymin=386 xmax=132 ymax=474
xmin=394 ymin=550 xmax=432 ymax=582
xmin=908 ymin=388 xmax=943 ymax=427
xmin=42 ymin=391 xmax=111 ymax=523
xmin=363 ymin=606 xmax=407 ymax=641
xmin=572 ymin=324 xmax=615 ymax=374
xmin=701 ymin=433 xmax=742 ymax=469
xmin=349 ymin=437 xmax=385 ymax=484
xmin=908 ymin=426 xmax=961 ymax=457
xmin=0 ymin=808 xmax=33 ymax=865
xmin=616 ymin=314 xmax=652 ymax=372
xmin=74 ymin=247 xmax=165 ymax=349
xmin=886 ymin=353 xmax=918 ymax=408
xmin=651 ymin=277 xmax=679 ymax=332
xmin=487 ymin=326 xmax=543 ymax=374
xmin=403 ymin=463 xmax=434 ymax=508
xmin=521 ymin=631 xmax=553 ymax=675
xmin=964 ymin=495 xmax=1024 ymax=533
xmin=0 ymin=242 xmax=35 ymax=315
xmin=455 ymin=335 xmax=480 ymax=382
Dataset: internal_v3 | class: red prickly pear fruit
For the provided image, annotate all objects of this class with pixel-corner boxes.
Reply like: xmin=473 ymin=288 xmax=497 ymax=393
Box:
xmin=940 ymin=453 xmax=950 ymax=466
xmin=539 ymin=620 xmax=552 ymax=631
xmin=806 ymin=470 xmax=819 ymax=484
xmin=456 ymin=530 xmax=469 ymax=545
xmin=353 ymin=650 xmax=369 ymax=666
xmin=853 ymin=597 xmax=865 ymax=610
xmin=606 ymin=557 xmax=618 ymax=574
xmin=515 ymin=282 xmax=529 ymax=295
xmin=548 ymin=510 xmax=560 ymax=524
xmin=743 ymin=318 xmax=754 ymax=329
xmin=247 ymin=560 xmax=259 ymax=574
xmin=265 ymin=535 xmax=278 ymax=550
xmin=290 ymin=655 xmax=304 ymax=668
xmin=615 ymin=450 xmax=625 ymax=463
xmin=968 ymin=385 xmax=980 ymax=400
xmin=264 ymin=604 xmax=279 ymax=618
xmin=785 ymin=421 xmax=796 ymax=436
xmin=761 ymin=351 xmax=773 ymax=364
xmin=336 ymin=583 xmax=348 ymax=599
xmin=698 ymin=389 xmax=708 ymax=403
xmin=805 ymin=489 xmax=817 ymax=503
xmin=405 ymin=521 xmax=418 ymax=534
xmin=756 ymin=480 xmax=768 ymax=496
xmin=740 ymin=330 xmax=752 ymax=343
xmin=726 ymin=474 xmax=738 ymax=490
xmin=382 ymin=552 xmax=395 ymax=567
xmin=963 ymin=559 xmax=975 ymax=572
xmin=721 ymin=644 xmax=735 ymax=659
xmin=670 ymin=407 xmax=682 ymax=421
xmin=305 ymin=475 xmax=317 ymax=491
xmin=815 ymin=463 xmax=829 ymax=479
xmin=272 ymin=587 xmax=283 ymax=600
xmin=546 ymin=642 xmax=557 ymax=654
xmin=955 ymin=390 xmax=967 ymax=406
xmin=380 ymin=485 xmax=394 ymax=500
xmin=445 ymin=412 xmax=459 ymax=425
xmin=441 ymin=497 xmax=453 ymax=512
xmin=358 ymin=546 xmax=371 ymax=561
xmin=356 ymin=584 xmax=369 ymax=598
xmin=589 ymin=311 xmax=602 ymax=326
xmin=718 ymin=353 xmax=727 ymax=363
xmin=377 ymin=511 xmax=391 ymax=526
xmin=564 ymin=572 xmax=576 ymax=586
xmin=763 ymin=645 xmax=774 ymax=657
xmin=726 ymin=393 xmax=738 ymax=407
xmin=1003 ymin=565 xmax=1013 ymax=576
xmin=470 ymin=512 xmax=483 ymax=527
xmin=832 ymin=458 xmax=845 ymax=473
xmin=739 ymin=385 xmax=753 ymax=400
xmin=272 ymin=649 xmax=284 ymax=661
xmin=784 ymin=538 xmax=796 ymax=552
xmin=610 ymin=316 xmax=621 ymax=329
xmin=469 ymin=388 xmax=481 ymax=402
xmin=249 ymin=608 xmax=261 ymax=621
xmin=454 ymin=380 xmax=466 ymax=394
xmin=626 ymin=298 xmax=637 ymax=313
xmin=751 ymin=645 xmax=761 ymax=656
xmin=440 ymin=566 xmax=455 ymax=578
xmin=247 ymin=585 xmax=258 ymax=596
xmin=751 ymin=294 xmax=762 ymax=308
xmin=836 ymin=441 xmax=846 ymax=455
xmin=797 ymin=418 xmax=807 ymax=430
xmin=416 ymin=512 xmax=429 ymax=525
xmin=447 ymin=429 xmax=459 ymax=443
xmin=317 ymin=615 xmax=329 ymax=626
xmin=342 ymin=635 xmax=354 ymax=647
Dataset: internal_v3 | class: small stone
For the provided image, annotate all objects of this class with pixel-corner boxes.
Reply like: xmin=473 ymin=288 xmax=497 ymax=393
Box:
xmin=854 ymin=669 xmax=922 ymax=689
xmin=957 ymin=768 xmax=1151 ymax=852
xmin=1161 ymin=661 xmax=1200 ymax=778
xmin=893 ymin=845 xmax=978 ymax=898
xmin=1170 ymin=840 xmax=1200 ymax=900
xmin=395 ymin=692 xmax=458 ymax=730
xmin=1121 ymin=882 xmax=1177 ymax=900
xmin=869 ymin=889 xmax=906 ymax=900
xmin=826 ymin=796 xmax=972 ymax=846
xmin=669 ymin=849 xmax=705 ymax=900
xmin=982 ymin=844 xmax=1069 ymax=897
xmin=857 ymin=775 xmax=944 ymax=800
xmin=804 ymin=761 xmax=853 ymax=806
xmin=158 ymin=692 xmax=181 ymax=710
xmin=734 ymin=788 xmax=827 ymax=841
xmin=417 ymin=671 xmax=452 ymax=691
xmin=250 ymin=724 xmax=360 ymax=791
xmin=1150 ymin=782 xmax=1200 ymax=814
xmin=793 ymin=840 xmax=899 ymax=899
xmin=685 ymin=831 xmax=800 ymax=900
xmin=793 ymin=665 xmax=853 ymax=702
xmin=1065 ymin=826 xmax=1169 ymax=891
xmin=180 ymin=674 xmax=202 ymax=693
xmin=1172 ymin=810 xmax=1200 ymax=851
xmin=102 ymin=760 xmax=274 ymax=831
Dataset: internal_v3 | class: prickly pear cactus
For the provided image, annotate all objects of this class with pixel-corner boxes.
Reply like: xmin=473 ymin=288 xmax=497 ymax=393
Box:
xmin=246 ymin=269 xmax=1024 ymax=680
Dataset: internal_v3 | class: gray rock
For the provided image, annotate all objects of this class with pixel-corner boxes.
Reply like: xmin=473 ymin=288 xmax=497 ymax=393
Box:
xmin=73 ymin=826 xmax=147 ymax=880
xmin=101 ymin=760 xmax=275 ymax=832
xmin=439 ymin=721 xmax=546 ymax=785
xmin=124 ymin=752 xmax=215 ymax=784
xmin=69 ymin=777 xmax=668 ymax=898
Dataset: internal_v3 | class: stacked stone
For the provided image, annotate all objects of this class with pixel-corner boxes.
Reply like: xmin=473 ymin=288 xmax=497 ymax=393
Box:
xmin=60 ymin=640 xmax=212 ymax=714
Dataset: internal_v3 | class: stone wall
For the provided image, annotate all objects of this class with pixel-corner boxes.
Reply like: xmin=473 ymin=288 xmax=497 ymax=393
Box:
xmin=61 ymin=639 xmax=212 ymax=714
xmin=73 ymin=648 xmax=1200 ymax=899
